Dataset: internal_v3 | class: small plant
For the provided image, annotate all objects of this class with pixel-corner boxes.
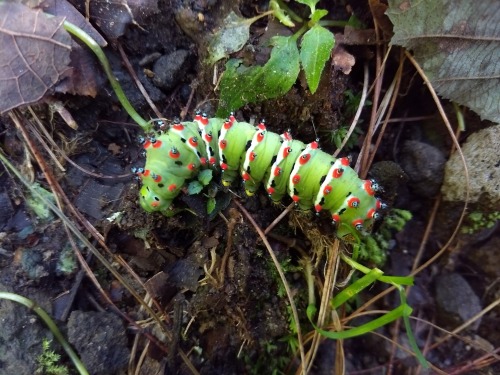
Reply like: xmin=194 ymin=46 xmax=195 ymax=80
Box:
xmin=215 ymin=0 xmax=356 ymax=116
xmin=36 ymin=339 xmax=69 ymax=375
xmin=356 ymin=208 xmax=413 ymax=266
xmin=461 ymin=211 xmax=500 ymax=234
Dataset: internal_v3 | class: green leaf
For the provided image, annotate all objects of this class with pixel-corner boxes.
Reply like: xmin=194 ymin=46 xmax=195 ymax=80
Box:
xmin=207 ymin=197 xmax=216 ymax=214
xmin=295 ymin=0 xmax=320 ymax=13
xmin=310 ymin=9 xmax=328 ymax=24
xmin=187 ymin=181 xmax=203 ymax=195
xmin=217 ymin=36 xmax=300 ymax=116
xmin=270 ymin=0 xmax=295 ymax=27
xmin=331 ymin=269 xmax=384 ymax=309
xmin=299 ymin=24 xmax=335 ymax=94
xmin=207 ymin=11 xmax=251 ymax=64
xmin=197 ymin=169 xmax=213 ymax=186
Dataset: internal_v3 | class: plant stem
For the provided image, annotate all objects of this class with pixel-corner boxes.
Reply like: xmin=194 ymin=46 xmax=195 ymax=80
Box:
xmin=0 ymin=291 xmax=89 ymax=375
xmin=319 ymin=20 xmax=349 ymax=28
xmin=62 ymin=21 xmax=151 ymax=131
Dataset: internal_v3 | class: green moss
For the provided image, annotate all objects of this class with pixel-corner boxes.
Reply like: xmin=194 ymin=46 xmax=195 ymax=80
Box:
xmin=36 ymin=339 xmax=69 ymax=375
xmin=461 ymin=211 xmax=500 ymax=234
xmin=356 ymin=208 xmax=413 ymax=266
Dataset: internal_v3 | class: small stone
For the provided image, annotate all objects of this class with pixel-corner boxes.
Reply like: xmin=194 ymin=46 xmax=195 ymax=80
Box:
xmin=435 ymin=273 xmax=482 ymax=331
xmin=67 ymin=311 xmax=130 ymax=375
xmin=152 ymin=50 xmax=191 ymax=90
xmin=442 ymin=126 xmax=500 ymax=208
xmin=400 ymin=141 xmax=446 ymax=197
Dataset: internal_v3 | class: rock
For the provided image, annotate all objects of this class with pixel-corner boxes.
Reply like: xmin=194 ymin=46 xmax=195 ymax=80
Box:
xmin=152 ymin=50 xmax=191 ymax=91
xmin=67 ymin=311 xmax=130 ymax=375
xmin=464 ymin=235 xmax=500 ymax=278
xmin=0 ymin=283 xmax=53 ymax=374
xmin=399 ymin=141 xmax=446 ymax=197
xmin=434 ymin=273 xmax=482 ymax=331
xmin=442 ymin=126 xmax=500 ymax=209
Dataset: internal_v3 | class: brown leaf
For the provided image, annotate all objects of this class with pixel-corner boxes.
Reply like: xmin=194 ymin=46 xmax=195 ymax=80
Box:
xmin=40 ymin=0 xmax=107 ymax=47
xmin=37 ymin=0 xmax=107 ymax=96
xmin=387 ymin=0 xmax=500 ymax=123
xmin=0 ymin=1 xmax=72 ymax=113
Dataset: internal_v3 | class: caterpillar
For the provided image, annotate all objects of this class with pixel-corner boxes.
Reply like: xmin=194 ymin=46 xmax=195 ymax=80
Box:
xmin=133 ymin=113 xmax=383 ymax=239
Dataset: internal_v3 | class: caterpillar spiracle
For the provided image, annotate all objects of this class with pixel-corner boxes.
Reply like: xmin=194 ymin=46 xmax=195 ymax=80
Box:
xmin=133 ymin=112 xmax=383 ymax=239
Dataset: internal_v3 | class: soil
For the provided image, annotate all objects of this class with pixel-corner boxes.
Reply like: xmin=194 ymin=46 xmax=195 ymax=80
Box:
xmin=0 ymin=1 xmax=498 ymax=375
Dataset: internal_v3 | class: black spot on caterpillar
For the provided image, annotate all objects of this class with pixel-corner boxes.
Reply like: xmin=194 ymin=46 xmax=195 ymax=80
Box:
xmin=133 ymin=113 xmax=383 ymax=238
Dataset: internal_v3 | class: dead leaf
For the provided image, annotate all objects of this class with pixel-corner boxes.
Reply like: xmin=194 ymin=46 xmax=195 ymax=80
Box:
xmin=0 ymin=1 xmax=72 ymax=113
xmin=387 ymin=0 xmax=500 ymax=124
xmin=331 ymin=45 xmax=355 ymax=74
xmin=36 ymin=0 xmax=108 ymax=96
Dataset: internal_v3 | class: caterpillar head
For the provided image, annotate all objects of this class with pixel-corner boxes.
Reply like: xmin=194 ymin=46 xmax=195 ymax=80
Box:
xmin=139 ymin=185 xmax=173 ymax=213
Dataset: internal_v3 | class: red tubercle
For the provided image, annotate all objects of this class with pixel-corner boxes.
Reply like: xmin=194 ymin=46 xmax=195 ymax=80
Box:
xmin=219 ymin=140 xmax=227 ymax=149
xmin=283 ymin=147 xmax=292 ymax=158
xmin=151 ymin=201 xmax=160 ymax=208
xmin=201 ymin=114 xmax=209 ymax=126
xmin=363 ymin=180 xmax=375 ymax=196
xmin=249 ymin=152 xmax=257 ymax=162
xmin=267 ymin=187 xmax=275 ymax=194
xmin=153 ymin=174 xmax=162 ymax=183
xmin=310 ymin=141 xmax=319 ymax=149
xmin=256 ymin=131 xmax=265 ymax=142
xmin=292 ymin=195 xmax=300 ymax=202
xmin=282 ymin=132 xmax=293 ymax=141
xmin=209 ymin=156 xmax=216 ymax=165
xmin=169 ymin=148 xmax=180 ymax=159
xmin=228 ymin=113 xmax=236 ymax=123
xmin=152 ymin=140 xmax=162 ymax=148
xmin=323 ymin=186 xmax=332 ymax=195
xmin=143 ymin=140 xmax=151 ymax=149
xmin=223 ymin=120 xmax=232 ymax=130
xmin=366 ymin=208 xmax=376 ymax=219
xmin=257 ymin=122 xmax=266 ymax=130
xmin=172 ymin=123 xmax=184 ymax=131
xmin=331 ymin=214 xmax=340 ymax=224
xmin=200 ymin=157 xmax=207 ymax=166
xmin=274 ymin=166 xmax=282 ymax=176
xmin=204 ymin=133 xmax=213 ymax=142
xmin=347 ymin=197 xmax=360 ymax=208
xmin=143 ymin=170 xmax=151 ymax=177
xmin=188 ymin=137 xmax=198 ymax=147
xmin=332 ymin=168 xmax=343 ymax=178
xmin=220 ymin=162 xmax=228 ymax=170
xmin=299 ymin=153 xmax=311 ymax=165
xmin=340 ymin=157 xmax=350 ymax=166
xmin=168 ymin=184 xmax=177 ymax=192
xmin=187 ymin=163 xmax=196 ymax=171
xmin=242 ymin=171 xmax=251 ymax=181
xmin=315 ymin=204 xmax=322 ymax=213
xmin=352 ymin=218 xmax=364 ymax=228
xmin=292 ymin=174 xmax=301 ymax=184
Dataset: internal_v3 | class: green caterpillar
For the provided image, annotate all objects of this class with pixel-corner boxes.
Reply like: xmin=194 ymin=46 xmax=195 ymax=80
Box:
xmin=133 ymin=113 xmax=383 ymax=239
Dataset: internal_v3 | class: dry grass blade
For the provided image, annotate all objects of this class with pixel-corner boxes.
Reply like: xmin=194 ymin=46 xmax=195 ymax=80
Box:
xmin=4 ymin=110 xmax=200 ymax=373
xmin=304 ymin=240 xmax=341 ymax=374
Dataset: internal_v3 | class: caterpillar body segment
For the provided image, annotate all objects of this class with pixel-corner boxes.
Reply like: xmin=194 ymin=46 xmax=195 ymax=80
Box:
xmin=136 ymin=116 xmax=383 ymax=236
